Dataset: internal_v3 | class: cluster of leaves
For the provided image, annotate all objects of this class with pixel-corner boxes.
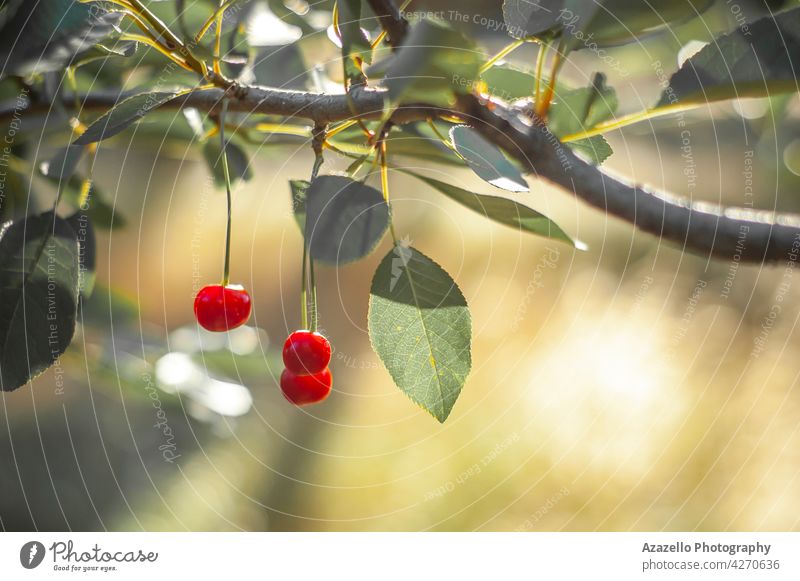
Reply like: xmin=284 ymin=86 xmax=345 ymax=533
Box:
xmin=1 ymin=0 xmax=800 ymax=422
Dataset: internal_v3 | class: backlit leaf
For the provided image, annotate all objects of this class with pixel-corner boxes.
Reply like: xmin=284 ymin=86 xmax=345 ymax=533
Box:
xmin=406 ymin=172 xmax=575 ymax=245
xmin=75 ymin=91 xmax=182 ymax=145
xmin=450 ymin=125 xmax=529 ymax=192
xmin=657 ymin=7 xmax=800 ymax=107
xmin=369 ymin=245 xmax=471 ymax=422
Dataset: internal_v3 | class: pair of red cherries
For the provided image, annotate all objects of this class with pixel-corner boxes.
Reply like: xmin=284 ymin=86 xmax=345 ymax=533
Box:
xmin=193 ymin=284 xmax=332 ymax=405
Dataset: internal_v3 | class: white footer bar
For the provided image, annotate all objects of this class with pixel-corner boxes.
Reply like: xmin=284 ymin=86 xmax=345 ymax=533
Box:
xmin=1 ymin=532 xmax=798 ymax=579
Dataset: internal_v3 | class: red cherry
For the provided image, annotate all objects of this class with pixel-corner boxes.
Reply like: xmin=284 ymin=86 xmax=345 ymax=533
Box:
xmin=194 ymin=284 xmax=252 ymax=332
xmin=280 ymin=367 xmax=332 ymax=405
xmin=282 ymin=330 xmax=332 ymax=375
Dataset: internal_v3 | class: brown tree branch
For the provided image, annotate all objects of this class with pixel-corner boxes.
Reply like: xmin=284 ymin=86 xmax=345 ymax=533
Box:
xmin=3 ymin=82 xmax=799 ymax=264
xmin=457 ymin=94 xmax=800 ymax=263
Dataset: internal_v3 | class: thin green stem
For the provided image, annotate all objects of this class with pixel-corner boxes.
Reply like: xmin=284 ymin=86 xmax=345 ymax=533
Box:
xmin=126 ymin=0 xmax=207 ymax=75
xmin=479 ymin=38 xmax=525 ymax=74
xmin=560 ymin=102 xmax=697 ymax=142
xmin=534 ymin=41 xmax=549 ymax=106
xmin=536 ymin=40 xmax=565 ymax=117
xmin=213 ymin=0 xmax=225 ymax=75
xmin=219 ymin=99 xmax=233 ymax=286
xmin=379 ymin=139 xmax=399 ymax=245
xmin=196 ymin=0 xmax=238 ymax=42
xmin=305 ymin=129 xmax=325 ymax=332
xmin=309 ymin=253 xmax=317 ymax=332
xmin=300 ymin=240 xmax=308 ymax=330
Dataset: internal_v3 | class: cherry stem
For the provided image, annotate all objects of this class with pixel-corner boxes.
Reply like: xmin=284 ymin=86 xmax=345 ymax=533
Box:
xmin=536 ymin=39 xmax=565 ymax=118
xmin=378 ymin=133 xmax=399 ymax=246
xmin=533 ymin=41 xmax=548 ymax=107
xmin=300 ymin=241 xmax=308 ymax=330
xmin=309 ymin=252 xmax=317 ymax=332
xmin=219 ymin=99 xmax=233 ymax=287
xmin=305 ymin=133 xmax=324 ymax=332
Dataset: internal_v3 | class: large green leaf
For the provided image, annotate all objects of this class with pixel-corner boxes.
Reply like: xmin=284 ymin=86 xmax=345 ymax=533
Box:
xmin=559 ymin=0 xmax=714 ymax=50
xmin=369 ymin=245 xmax=471 ymax=422
xmin=406 ymin=172 xmax=575 ymax=245
xmin=371 ymin=19 xmax=481 ymax=107
xmin=0 ymin=0 xmax=121 ymax=77
xmin=657 ymin=7 xmax=800 ymax=107
xmin=75 ymin=91 xmax=182 ymax=145
xmin=503 ymin=0 xmax=713 ymax=46
xmin=0 ymin=212 xmax=80 ymax=392
xmin=450 ymin=125 xmax=529 ymax=192
xmin=304 ymin=175 xmax=390 ymax=264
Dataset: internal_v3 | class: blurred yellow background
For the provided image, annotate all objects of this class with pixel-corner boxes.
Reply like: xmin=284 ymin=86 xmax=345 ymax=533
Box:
xmin=4 ymin=110 xmax=800 ymax=531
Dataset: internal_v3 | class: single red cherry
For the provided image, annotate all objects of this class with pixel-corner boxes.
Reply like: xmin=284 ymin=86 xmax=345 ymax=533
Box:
xmin=280 ymin=367 xmax=332 ymax=405
xmin=282 ymin=330 xmax=332 ymax=375
xmin=194 ymin=284 xmax=252 ymax=332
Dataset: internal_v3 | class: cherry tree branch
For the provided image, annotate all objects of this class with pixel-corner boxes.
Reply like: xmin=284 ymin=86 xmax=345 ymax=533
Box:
xmin=4 ymin=28 xmax=800 ymax=265
xmin=5 ymin=84 xmax=800 ymax=263
xmin=457 ymin=94 xmax=800 ymax=263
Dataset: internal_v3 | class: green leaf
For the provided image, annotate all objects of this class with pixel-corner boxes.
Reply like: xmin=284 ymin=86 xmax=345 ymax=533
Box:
xmin=328 ymin=123 xmax=465 ymax=167
xmin=74 ymin=91 xmax=182 ymax=145
xmin=371 ymin=19 xmax=481 ymax=107
xmin=405 ymin=172 xmax=576 ymax=245
xmin=248 ymin=44 xmax=309 ymax=90
xmin=548 ymin=74 xmax=618 ymax=138
xmin=71 ymin=40 xmax=139 ymax=69
xmin=388 ymin=124 xmax=465 ymax=167
xmin=337 ymin=0 xmax=373 ymax=81
xmin=567 ymin=135 xmax=613 ymax=165
xmin=502 ymin=0 xmax=563 ymax=40
xmin=203 ymin=137 xmax=253 ymax=187
xmin=369 ymin=245 xmax=471 ymax=422
xmin=289 ymin=179 xmax=309 ymax=232
xmin=0 ymin=0 xmax=121 ymax=77
xmin=480 ymin=64 xmax=537 ymax=101
xmin=304 ymin=175 xmax=390 ymax=265
xmin=450 ymin=125 xmax=529 ymax=192
xmin=657 ymin=6 xmax=800 ymax=107
xmin=40 ymin=145 xmax=86 ymax=183
xmin=559 ymin=0 xmax=714 ymax=51
xmin=0 ymin=212 xmax=80 ymax=391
